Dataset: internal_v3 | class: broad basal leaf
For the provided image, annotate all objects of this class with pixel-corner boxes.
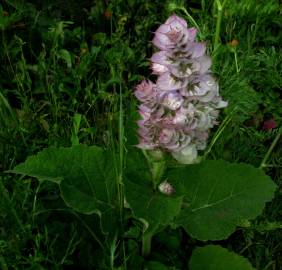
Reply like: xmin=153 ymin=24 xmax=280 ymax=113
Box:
xmin=9 ymin=145 xmax=117 ymax=233
xmin=145 ymin=261 xmax=172 ymax=270
xmin=124 ymin=149 xmax=183 ymax=231
xmin=189 ymin=245 xmax=255 ymax=270
xmin=168 ymin=160 xmax=276 ymax=240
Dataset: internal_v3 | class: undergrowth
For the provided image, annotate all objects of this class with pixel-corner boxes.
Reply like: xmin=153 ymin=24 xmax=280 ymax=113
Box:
xmin=0 ymin=0 xmax=281 ymax=269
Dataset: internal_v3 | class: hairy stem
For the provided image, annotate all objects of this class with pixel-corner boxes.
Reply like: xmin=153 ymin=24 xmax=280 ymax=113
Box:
xmin=260 ymin=128 xmax=282 ymax=169
xmin=0 ymin=179 xmax=25 ymax=232
xmin=213 ymin=0 xmax=228 ymax=53
xmin=142 ymin=232 xmax=153 ymax=257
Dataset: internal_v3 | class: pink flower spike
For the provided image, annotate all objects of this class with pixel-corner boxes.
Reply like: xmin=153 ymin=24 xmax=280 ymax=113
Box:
xmin=134 ymin=14 xmax=227 ymax=163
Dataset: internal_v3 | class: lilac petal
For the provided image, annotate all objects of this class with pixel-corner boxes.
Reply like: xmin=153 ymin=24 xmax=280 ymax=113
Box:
xmin=152 ymin=35 xmax=171 ymax=50
xmin=161 ymin=92 xmax=184 ymax=110
xmin=197 ymin=56 xmax=211 ymax=74
xmin=153 ymin=17 xmax=189 ymax=49
xmin=187 ymin=27 xmax=197 ymax=41
xmin=165 ymin=14 xmax=187 ymax=28
xmin=138 ymin=104 xmax=152 ymax=120
xmin=156 ymin=24 xmax=173 ymax=34
xmin=156 ymin=24 xmax=183 ymax=42
xmin=196 ymin=110 xmax=210 ymax=129
xmin=159 ymin=129 xmax=175 ymax=144
xmin=151 ymin=51 xmax=171 ymax=66
xmin=151 ymin=63 xmax=169 ymax=75
xmin=199 ymin=77 xmax=219 ymax=102
xmin=136 ymin=141 xmax=156 ymax=150
xmin=189 ymin=43 xmax=206 ymax=58
xmin=173 ymin=111 xmax=187 ymax=125
xmin=184 ymin=75 xmax=219 ymax=101
xmin=134 ymin=80 xmax=157 ymax=103
xmin=170 ymin=61 xmax=193 ymax=78
xmin=215 ymin=99 xmax=228 ymax=108
xmin=137 ymin=125 xmax=150 ymax=136
xmin=157 ymin=72 xmax=188 ymax=91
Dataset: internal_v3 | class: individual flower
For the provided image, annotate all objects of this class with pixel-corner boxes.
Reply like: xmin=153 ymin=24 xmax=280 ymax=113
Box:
xmin=135 ymin=80 xmax=157 ymax=107
xmin=171 ymin=144 xmax=198 ymax=164
xmin=161 ymin=91 xmax=184 ymax=110
xmin=152 ymin=15 xmax=196 ymax=51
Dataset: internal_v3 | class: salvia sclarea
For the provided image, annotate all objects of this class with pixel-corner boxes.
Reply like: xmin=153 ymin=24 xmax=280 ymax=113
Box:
xmin=135 ymin=15 xmax=227 ymax=164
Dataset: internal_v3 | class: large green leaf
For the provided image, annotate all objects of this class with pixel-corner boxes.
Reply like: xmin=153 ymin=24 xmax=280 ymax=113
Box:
xmin=189 ymin=245 xmax=255 ymax=270
xmin=124 ymin=149 xmax=183 ymax=231
xmin=9 ymin=145 xmax=117 ymax=233
xmin=168 ymin=160 xmax=276 ymax=240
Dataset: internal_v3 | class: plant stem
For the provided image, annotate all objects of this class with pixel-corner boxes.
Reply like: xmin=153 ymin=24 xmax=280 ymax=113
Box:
xmin=0 ymin=179 xmax=25 ymax=232
xmin=259 ymin=128 xmax=282 ymax=169
xmin=180 ymin=7 xmax=201 ymax=34
xmin=0 ymin=256 xmax=8 ymax=270
xmin=204 ymin=113 xmax=232 ymax=158
xmin=142 ymin=150 xmax=166 ymax=190
xmin=213 ymin=0 xmax=227 ymax=54
xmin=118 ymin=80 xmax=127 ymax=270
xmin=142 ymin=232 xmax=152 ymax=257
xmin=151 ymin=160 xmax=166 ymax=190
xmin=234 ymin=50 xmax=240 ymax=73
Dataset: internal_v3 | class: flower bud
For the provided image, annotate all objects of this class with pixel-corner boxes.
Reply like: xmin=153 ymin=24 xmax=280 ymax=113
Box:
xmin=159 ymin=181 xmax=175 ymax=195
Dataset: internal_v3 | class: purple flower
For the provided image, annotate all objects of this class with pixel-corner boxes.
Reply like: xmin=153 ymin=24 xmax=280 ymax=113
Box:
xmin=157 ymin=72 xmax=189 ymax=91
xmin=135 ymin=80 xmax=157 ymax=106
xmin=152 ymin=15 xmax=197 ymax=51
xmin=161 ymin=91 xmax=184 ymax=110
xmin=135 ymin=14 xmax=227 ymax=164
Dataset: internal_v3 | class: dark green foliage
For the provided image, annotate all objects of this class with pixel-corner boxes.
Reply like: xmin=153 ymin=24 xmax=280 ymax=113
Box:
xmin=189 ymin=245 xmax=255 ymax=270
xmin=1 ymin=0 xmax=281 ymax=269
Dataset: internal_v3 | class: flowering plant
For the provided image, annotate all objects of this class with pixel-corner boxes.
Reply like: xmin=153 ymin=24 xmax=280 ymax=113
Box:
xmin=9 ymin=14 xmax=276 ymax=270
xmin=135 ymin=15 xmax=227 ymax=164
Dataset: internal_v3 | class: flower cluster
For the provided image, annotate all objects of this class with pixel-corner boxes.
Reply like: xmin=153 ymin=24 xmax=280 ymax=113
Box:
xmin=135 ymin=15 xmax=227 ymax=164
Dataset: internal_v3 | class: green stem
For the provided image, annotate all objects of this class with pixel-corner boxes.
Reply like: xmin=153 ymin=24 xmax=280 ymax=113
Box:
xmin=0 ymin=256 xmax=8 ymax=270
xmin=151 ymin=160 xmax=166 ymax=190
xmin=34 ymin=208 xmax=105 ymax=252
xmin=259 ymin=128 xmax=282 ymax=169
xmin=118 ymin=81 xmax=127 ymax=269
xmin=213 ymin=0 xmax=227 ymax=54
xmin=234 ymin=50 xmax=240 ymax=73
xmin=142 ymin=232 xmax=152 ymax=257
xmin=204 ymin=113 xmax=232 ymax=159
xmin=142 ymin=150 xmax=166 ymax=189
xmin=0 ymin=179 xmax=25 ymax=232
xmin=180 ymin=7 xmax=201 ymax=34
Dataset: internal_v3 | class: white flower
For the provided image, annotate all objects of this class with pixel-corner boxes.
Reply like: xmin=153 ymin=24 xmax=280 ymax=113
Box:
xmin=172 ymin=144 xmax=198 ymax=164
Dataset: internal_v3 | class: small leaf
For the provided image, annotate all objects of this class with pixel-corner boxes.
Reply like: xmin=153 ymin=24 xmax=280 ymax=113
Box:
xmin=58 ymin=49 xmax=72 ymax=68
xmin=189 ymin=245 xmax=255 ymax=270
xmin=168 ymin=160 xmax=277 ymax=240
xmin=71 ymin=113 xmax=82 ymax=146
